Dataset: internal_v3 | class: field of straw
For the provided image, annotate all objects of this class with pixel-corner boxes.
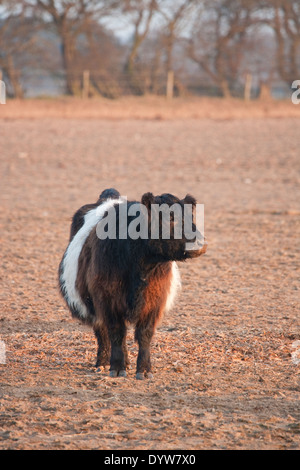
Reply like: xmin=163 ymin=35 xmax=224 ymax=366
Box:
xmin=0 ymin=97 xmax=299 ymax=450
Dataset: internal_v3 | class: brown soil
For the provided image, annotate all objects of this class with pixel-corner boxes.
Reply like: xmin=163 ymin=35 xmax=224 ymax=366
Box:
xmin=0 ymin=98 xmax=299 ymax=450
xmin=2 ymin=95 xmax=300 ymax=120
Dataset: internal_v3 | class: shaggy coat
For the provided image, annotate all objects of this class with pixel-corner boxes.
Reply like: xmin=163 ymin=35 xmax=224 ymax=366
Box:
xmin=59 ymin=189 xmax=206 ymax=379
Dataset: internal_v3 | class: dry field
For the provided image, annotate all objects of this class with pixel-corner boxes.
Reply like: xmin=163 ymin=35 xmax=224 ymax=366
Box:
xmin=0 ymin=97 xmax=299 ymax=450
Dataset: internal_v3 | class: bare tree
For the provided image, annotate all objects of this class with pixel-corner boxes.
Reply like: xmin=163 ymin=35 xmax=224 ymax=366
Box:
xmin=157 ymin=0 xmax=198 ymax=73
xmin=188 ymin=0 xmax=258 ymax=97
xmin=272 ymin=0 xmax=300 ymax=84
xmin=119 ymin=0 xmax=200 ymax=95
xmin=121 ymin=0 xmax=158 ymax=76
xmin=0 ymin=1 xmax=41 ymax=97
xmin=72 ymin=20 xmax=124 ymax=98
xmin=25 ymin=0 xmax=119 ymax=94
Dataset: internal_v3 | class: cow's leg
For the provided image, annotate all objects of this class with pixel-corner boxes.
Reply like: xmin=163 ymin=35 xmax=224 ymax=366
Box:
xmin=108 ymin=318 xmax=127 ymax=377
xmin=93 ymin=324 xmax=110 ymax=369
xmin=135 ymin=319 xmax=155 ymax=380
xmin=123 ymin=341 xmax=130 ymax=370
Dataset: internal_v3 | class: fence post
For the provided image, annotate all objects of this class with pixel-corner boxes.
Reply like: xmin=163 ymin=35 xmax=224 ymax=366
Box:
xmin=82 ymin=70 xmax=90 ymax=99
xmin=166 ymin=70 xmax=174 ymax=99
xmin=244 ymin=73 xmax=252 ymax=101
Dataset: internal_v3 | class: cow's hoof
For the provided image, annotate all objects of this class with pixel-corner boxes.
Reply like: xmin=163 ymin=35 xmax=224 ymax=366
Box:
xmin=136 ymin=372 xmax=153 ymax=380
xmin=109 ymin=370 xmax=118 ymax=377
xmin=109 ymin=370 xmax=127 ymax=377
xmin=136 ymin=372 xmax=145 ymax=380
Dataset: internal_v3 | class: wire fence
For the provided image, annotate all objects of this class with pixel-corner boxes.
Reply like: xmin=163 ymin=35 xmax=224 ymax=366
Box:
xmin=21 ymin=69 xmax=192 ymax=99
xmin=3 ymin=68 xmax=292 ymax=100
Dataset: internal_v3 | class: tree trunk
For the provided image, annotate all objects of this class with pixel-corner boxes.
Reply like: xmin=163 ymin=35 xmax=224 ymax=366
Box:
xmin=259 ymin=82 xmax=272 ymax=101
xmin=123 ymin=3 xmax=156 ymax=94
xmin=274 ymin=5 xmax=300 ymax=85
xmin=6 ymin=55 xmax=24 ymax=98
xmin=220 ymin=79 xmax=231 ymax=98
xmin=61 ymin=30 xmax=76 ymax=95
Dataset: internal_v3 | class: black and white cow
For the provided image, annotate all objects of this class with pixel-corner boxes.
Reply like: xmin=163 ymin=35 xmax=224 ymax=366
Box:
xmin=59 ymin=189 xmax=206 ymax=379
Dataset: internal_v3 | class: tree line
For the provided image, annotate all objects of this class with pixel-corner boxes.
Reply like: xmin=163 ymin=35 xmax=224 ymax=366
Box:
xmin=0 ymin=0 xmax=299 ymax=99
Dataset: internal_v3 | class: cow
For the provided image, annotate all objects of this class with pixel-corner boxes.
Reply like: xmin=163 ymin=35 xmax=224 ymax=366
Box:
xmin=59 ymin=189 xmax=206 ymax=379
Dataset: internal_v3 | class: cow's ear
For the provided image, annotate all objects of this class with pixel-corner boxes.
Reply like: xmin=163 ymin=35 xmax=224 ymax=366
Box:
xmin=141 ymin=192 xmax=155 ymax=211
xmin=183 ymin=194 xmax=197 ymax=206
xmin=98 ymin=188 xmax=120 ymax=201
xmin=183 ymin=194 xmax=197 ymax=218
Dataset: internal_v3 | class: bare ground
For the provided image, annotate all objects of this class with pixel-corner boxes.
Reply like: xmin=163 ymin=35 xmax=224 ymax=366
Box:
xmin=0 ymin=98 xmax=299 ymax=450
